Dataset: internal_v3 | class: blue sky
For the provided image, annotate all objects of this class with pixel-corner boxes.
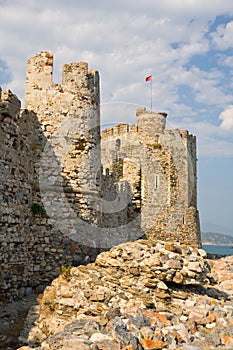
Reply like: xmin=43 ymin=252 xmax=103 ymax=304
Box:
xmin=0 ymin=0 xmax=232 ymax=234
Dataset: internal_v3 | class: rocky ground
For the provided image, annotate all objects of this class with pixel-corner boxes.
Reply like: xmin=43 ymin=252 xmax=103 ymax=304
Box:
xmin=3 ymin=239 xmax=233 ymax=350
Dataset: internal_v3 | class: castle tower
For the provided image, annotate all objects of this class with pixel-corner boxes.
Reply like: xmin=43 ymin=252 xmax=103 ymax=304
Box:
xmin=24 ymin=51 xmax=101 ymax=223
xmin=101 ymin=108 xmax=201 ymax=247
xmin=136 ymin=107 xmax=167 ymax=137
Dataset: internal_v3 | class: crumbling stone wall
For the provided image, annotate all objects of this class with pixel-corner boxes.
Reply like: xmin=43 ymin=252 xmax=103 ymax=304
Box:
xmin=0 ymin=89 xmax=34 ymax=299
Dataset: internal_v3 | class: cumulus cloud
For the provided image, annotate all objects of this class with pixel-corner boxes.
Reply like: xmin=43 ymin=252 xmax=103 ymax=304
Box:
xmin=219 ymin=106 xmax=233 ymax=131
xmin=201 ymin=139 xmax=233 ymax=157
xmin=221 ymin=55 xmax=233 ymax=74
xmin=0 ymin=1 xmax=231 ymax=96
xmin=211 ymin=20 xmax=233 ymax=50
xmin=0 ymin=0 xmax=233 ymax=157
xmin=171 ymin=118 xmax=233 ymax=156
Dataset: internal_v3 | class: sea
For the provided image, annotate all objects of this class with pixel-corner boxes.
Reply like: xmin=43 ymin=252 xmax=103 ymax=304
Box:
xmin=202 ymin=244 xmax=233 ymax=256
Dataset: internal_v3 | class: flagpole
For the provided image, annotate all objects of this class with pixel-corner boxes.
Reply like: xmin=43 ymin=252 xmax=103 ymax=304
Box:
xmin=145 ymin=74 xmax=153 ymax=111
xmin=150 ymin=77 xmax=152 ymax=112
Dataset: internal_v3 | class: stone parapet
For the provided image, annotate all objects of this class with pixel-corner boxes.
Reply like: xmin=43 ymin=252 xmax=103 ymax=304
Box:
xmin=101 ymin=109 xmax=168 ymax=141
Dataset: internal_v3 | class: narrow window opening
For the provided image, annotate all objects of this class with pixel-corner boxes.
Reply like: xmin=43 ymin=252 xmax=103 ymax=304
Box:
xmin=155 ymin=174 xmax=159 ymax=189
xmin=115 ymin=139 xmax=121 ymax=151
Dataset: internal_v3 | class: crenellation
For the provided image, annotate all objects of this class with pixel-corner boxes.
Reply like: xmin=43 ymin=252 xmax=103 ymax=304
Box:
xmin=25 ymin=51 xmax=53 ymax=91
xmin=129 ymin=124 xmax=138 ymax=133
xmin=87 ymin=70 xmax=100 ymax=99
xmin=113 ymin=123 xmax=129 ymax=135
xmin=113 ymin=123 xmax=121 ymax=135
xmin=119 ymin=123 xmax=129 ymax=134
xmin=101 ymin=123 xmax=140 ymax=140
xmin=62 ymin=61 xmax=88 ymax=86
xmin=179 ymin=130 xmax=189 ymax=138
xmin=101 ymin=127 xmax=113 ymax=139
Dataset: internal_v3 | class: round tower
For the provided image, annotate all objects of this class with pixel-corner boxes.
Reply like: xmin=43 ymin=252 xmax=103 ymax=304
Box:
xmin=136 ymin=107 xmax=167 ymax=137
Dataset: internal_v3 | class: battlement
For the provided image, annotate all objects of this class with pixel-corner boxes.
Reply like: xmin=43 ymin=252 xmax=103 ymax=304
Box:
xmin=101 ymin=117 xmax=197 ymax=147
xmin=101 ymin=108 xmax=168 ymax=140
xmin=26 ymin=51 xmax=53 ymax=89
xmin=62 ymin=61 xmax=88 ymax=85
xmin=101 ymin=123 xmax=140 ymax=139
xmin=101 ymin=123 xmax=138 ymax=139
xmin=25 ymin=51 xmax=98 ymax=87
xmin=25 ymin=51 xmax=99 ymax=109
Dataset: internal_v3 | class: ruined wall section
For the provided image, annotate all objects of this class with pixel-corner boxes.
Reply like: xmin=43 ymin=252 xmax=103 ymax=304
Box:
xmin=0 ymin=89 xmax=35 ymax=300
xmin=101 ymin=108 xmax=201 ymax=247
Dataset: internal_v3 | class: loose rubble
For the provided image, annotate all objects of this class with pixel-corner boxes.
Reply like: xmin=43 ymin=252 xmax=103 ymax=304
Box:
xmin=17 ymin=240 xmax=233 ymax=350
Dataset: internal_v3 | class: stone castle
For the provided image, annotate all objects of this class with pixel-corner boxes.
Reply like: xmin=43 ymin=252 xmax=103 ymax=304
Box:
xmin=0 ymin=52 xmax=201 ymax=301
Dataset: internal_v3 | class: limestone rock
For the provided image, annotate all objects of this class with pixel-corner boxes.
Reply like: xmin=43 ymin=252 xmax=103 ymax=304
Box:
xmin=16 ymin=240 xmax=233 ymax=350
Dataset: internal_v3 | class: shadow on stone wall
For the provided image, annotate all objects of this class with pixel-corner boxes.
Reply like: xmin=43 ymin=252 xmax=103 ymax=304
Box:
xmin=0 ymin=106 xmax=144 ymax=303
xmin=0 ymin=96 xmax=145 ymax=348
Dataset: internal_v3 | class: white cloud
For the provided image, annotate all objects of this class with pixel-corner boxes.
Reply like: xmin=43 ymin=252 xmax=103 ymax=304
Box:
xmin=211 ymin=21 xmax=233 ymax=50
xmin=221 ymin=55 xmax=233 ymax=68
xmin=219 ymin=106 xmax=233 ymax=131
xmin=168 ymin=116 xmax=233 ymax=156
xmin=0 ymin=0 xmax=233 ymax=154
xmin=201 ymin=139 xmax=233 ymax=157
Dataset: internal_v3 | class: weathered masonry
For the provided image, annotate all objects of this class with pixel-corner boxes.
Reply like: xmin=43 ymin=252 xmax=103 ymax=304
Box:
xmin=101 ymin=108 xmax=201 ymax=244
xmin=0 ymin=52 xmax=201 ymax=301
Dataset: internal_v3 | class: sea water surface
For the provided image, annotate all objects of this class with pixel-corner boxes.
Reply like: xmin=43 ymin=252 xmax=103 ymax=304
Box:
xmin=202 ymin=244 xmax=233 ymax=256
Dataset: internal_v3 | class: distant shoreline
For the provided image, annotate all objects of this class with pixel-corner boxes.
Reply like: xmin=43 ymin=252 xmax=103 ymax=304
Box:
xmin=202 ymin=243 xmax=233 ymax=247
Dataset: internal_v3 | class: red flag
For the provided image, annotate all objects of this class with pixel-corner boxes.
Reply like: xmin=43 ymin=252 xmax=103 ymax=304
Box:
xmin=145 ymin=75 xmax=152 ymax=82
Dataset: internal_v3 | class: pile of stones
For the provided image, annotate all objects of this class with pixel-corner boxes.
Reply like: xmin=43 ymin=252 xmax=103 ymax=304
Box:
xmin=18 ymin=240 xmax=233 ymax=349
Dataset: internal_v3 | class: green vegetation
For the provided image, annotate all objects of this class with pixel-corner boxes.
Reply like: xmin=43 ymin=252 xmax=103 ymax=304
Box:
xmin=31 ymin=203 xmax=46 ymax=216
xmin=61 ymin=265 xmax=72 ymax=280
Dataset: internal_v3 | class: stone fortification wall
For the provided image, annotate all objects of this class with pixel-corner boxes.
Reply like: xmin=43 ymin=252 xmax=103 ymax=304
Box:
xmin=0 ymin=53 xmax=103 ymax=301
xmin=0 ymin=89 xmax=35 ymax=299
xmin=0 ymin=52 xmax=201 ymax=302
xmin=101 ymin=107 xmax=201 ymax=247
